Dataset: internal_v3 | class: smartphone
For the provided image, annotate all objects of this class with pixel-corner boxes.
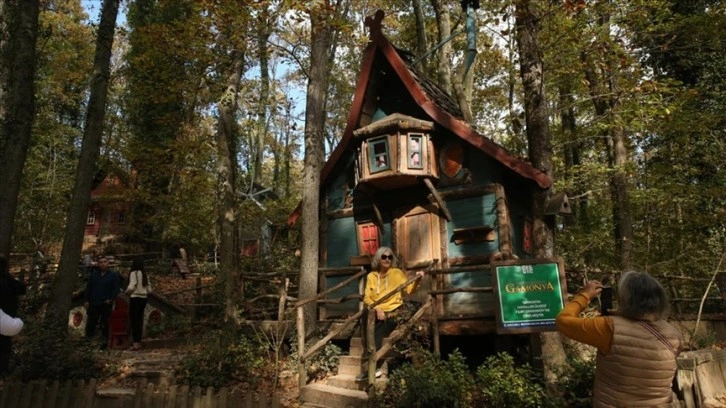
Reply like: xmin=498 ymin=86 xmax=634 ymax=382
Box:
xmin=600 ymin=286 xmax=613 ymax=316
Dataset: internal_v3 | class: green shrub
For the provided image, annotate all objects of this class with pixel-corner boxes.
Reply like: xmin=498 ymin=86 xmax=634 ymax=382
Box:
xmin=175 ymin=327 xmax=268 ymax=388
xmin=287 ymin=330 xmax=342 ymax=381
xmin=14 ymin=321 xmax=109 ymax=381
xmin=375 ymin=349 xmax=474 ymax=408
xmin=473 ymin=352 xmax=545 ymax=408
xmin=552 ymin=354 xmax=596 ymax=408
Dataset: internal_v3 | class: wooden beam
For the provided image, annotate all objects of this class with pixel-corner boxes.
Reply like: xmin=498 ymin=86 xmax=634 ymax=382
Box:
xmin=423 ymin=178 xmax=452 ymax=221
xmin=438 ymin=319 xmax=496 ymax=335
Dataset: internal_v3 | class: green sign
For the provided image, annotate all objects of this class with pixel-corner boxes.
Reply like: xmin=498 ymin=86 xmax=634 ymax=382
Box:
xmin=492 ymin=258 xmax=567 ymax=334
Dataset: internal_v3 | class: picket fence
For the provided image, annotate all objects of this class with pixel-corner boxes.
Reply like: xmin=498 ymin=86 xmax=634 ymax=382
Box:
xmin=0 ymin=379 xmax=281 ymax=408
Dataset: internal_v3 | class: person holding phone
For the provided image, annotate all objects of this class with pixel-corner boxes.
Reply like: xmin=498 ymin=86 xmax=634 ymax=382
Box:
xmin=556 ymin=271 xmax=682 ymax=407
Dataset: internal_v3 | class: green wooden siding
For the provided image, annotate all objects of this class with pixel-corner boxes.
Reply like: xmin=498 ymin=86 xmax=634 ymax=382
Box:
xmin=326 ymin=217 xmax=358 ymax=267
xmin=443 ymin=268 xmax=495 ymax=315
xmin=446 ymin=195 xmax=500 ymax=258
xmin=445 ymin=195 xmax=498 ymax=315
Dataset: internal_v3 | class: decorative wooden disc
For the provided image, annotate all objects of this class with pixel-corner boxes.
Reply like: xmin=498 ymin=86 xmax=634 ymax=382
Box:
xmin=440 ymin=142 xmax=464 ymax=178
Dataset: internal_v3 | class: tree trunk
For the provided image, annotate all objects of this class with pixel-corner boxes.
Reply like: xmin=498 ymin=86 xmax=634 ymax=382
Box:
xmin=0 ymin=0 xmax=39 ymax=256
xmin=217 ymin=52 xmax=245 ymax=323
xmin=411 ymin=0 xmax=428 ymax=71
xmin=514 ymin=0 xmax=566 ymax=385
xmin=299 ymin=3 xmax=335 ymax=333
xmin=609 ymin=127 xmax=633 ymax=270
xmin=559 ymin=85 xmax=588 ymax=227
xmin=252 ymin=11 xmax=272 ymax=188
xmin=430 ymin=0 xmax=453 ymax=95
xmin=580 ymin=8 xmax=633 ymax=270
xmin=46 ymin=0 xmax=119 ymax=329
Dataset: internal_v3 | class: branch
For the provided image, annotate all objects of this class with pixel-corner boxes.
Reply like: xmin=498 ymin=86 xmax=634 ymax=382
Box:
xmin=692 ymin=249 xmax=725 ymax=347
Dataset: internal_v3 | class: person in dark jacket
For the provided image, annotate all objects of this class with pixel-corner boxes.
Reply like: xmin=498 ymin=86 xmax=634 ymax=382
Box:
xmin=84 ymin=256 xmax=120 ymax=348
xmin=0 ymin=256 xmax=27 ymax=377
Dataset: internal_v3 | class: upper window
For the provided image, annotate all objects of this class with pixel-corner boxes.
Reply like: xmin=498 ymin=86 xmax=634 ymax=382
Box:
xmin=408 ymin=134 xmax=423 ymax=169
xmin=368 ymin=137 xmax=390 ymax=173
xmin=86 ymin=211 xmax=96 ymax=225
xmin=117 ymin=210 xmax=126 ymax=224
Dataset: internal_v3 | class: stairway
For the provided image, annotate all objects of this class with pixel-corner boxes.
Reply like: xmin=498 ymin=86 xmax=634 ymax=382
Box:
xmin=300 ymin=337 xmax=387 ymax=408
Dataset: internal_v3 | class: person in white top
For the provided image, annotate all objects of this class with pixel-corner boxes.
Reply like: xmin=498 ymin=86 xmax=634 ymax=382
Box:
xmin=0 ymin=308 xmax=23 ymax=337
xmin=125 ymin=257 xmax=152 ymax=351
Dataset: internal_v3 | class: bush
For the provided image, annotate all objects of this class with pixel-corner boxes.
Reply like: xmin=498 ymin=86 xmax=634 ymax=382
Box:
xmin=473 ymin=352 xmax=546 ymax=408
xmin=14 ymin=321 xmax=109 ymax=382
xmin=175 ymin=327 xmax=268 ymax=388
xmin=375 ymin=349 xmax=474 ymax=408
xmin=287 ymin=330 xmax=342 ymax=381
xmin=552 ymin=354 xmax=596 ymax=407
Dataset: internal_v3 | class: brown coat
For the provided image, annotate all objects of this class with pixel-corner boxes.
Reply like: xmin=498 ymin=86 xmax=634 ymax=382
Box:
xmin=593 ymin=316 xmax=682 ymax=407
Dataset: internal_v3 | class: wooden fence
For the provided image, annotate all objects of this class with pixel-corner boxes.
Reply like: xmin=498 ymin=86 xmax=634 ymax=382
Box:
xmin=0 ymin=379 xmax=280 ymax=408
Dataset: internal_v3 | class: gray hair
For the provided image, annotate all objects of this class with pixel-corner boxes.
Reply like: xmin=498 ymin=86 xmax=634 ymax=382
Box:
xmin=371 ymin=246 xmax=398 ymax=270
xmin=617 ymin=271 xmax=670 ymax=320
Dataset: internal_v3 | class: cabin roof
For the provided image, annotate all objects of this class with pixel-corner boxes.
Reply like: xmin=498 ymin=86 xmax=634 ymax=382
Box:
xmin=288 ymin=10 xmax=552 ymax=226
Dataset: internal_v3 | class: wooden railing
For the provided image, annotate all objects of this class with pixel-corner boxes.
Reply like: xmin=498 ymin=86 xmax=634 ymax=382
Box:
xmin=363 ymin=273 xmax=427 ymax=391
xmin=427 ymin=264 xmax=495 ymax=355
xmin=294 ymin=267 xmax=367 ymax=389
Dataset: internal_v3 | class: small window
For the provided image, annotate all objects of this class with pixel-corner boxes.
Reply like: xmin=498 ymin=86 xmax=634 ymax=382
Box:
xmin=451 ymin=226 xmax=495 ymax=245
xmin=357 ymin=222 xmax=380 ymax=255
xmin=368 ymin=137 xmax=390 ymax=172
xmin=86 ymin=211 xmax=96 ymax=225
xmin=408 ymin=134 xmax=423 ymax=169
xmin=117 ymin=211 xmax=126 ymax=224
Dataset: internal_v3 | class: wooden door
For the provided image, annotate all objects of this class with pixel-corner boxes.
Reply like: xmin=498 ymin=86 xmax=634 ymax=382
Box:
xmin=395 ymin=204 xmax=440 ymax=269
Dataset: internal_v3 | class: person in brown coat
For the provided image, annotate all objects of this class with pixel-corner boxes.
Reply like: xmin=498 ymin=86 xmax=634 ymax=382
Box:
xmin=556 ymin=271 xmax=682 ymax=407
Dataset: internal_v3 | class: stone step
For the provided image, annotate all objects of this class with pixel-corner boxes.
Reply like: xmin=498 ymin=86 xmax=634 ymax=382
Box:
xmin=350 ymin=337 xmax=363 ymax=356
xmin=325 ymin=374 xmax=367 ymax=391
xmin=338 ymin=361 xmax=364 ymax=376
xmin=349 ymin=336 xmax=397 ymax=357
xmin=300 ymin=383 xmax=368 ymax=408
xmin=339 ymin=355 xmax=363 ymax=367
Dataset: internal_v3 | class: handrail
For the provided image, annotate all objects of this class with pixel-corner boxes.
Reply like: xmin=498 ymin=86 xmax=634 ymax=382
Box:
xmin=295 ymin=267 xmax=366 ymax=308
xmin=295 ymin=266 xmax=368 ymax=389
xmin=302 ymin=308 xmax=365 ymax=360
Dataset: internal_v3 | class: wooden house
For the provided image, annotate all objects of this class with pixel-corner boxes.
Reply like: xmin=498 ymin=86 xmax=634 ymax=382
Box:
xmin=84 ymin=174 xmax=131 ymax=248
xmin=289 ymin=11 xmax=553 ymax=336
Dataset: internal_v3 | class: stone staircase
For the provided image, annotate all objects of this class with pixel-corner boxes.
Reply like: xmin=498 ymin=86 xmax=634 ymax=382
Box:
xmin=96 ymin=342 xmax=184 ymax=405
xmin=300 ymin=337 xmax=388 ymax=408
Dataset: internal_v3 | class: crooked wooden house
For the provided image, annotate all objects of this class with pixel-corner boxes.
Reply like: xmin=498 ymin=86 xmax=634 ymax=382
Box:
xmin=289 ymin=11 xmax=554 ymax=338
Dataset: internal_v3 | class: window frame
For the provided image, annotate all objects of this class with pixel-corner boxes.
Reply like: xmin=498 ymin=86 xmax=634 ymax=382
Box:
xmin=368 ymin=136 xmax=390 ymax=173
xmin=408 ymin=133 xmax=424 ymax=169
xmin=86 ymin=210 xmax=96 ymax=225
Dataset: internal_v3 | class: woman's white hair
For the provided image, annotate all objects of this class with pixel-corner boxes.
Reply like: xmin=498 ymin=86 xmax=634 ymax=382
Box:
xmin=371 ymin=246 xmax=398 ymax=270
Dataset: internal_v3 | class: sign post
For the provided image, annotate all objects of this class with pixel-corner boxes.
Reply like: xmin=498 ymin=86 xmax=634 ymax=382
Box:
xmin=491 ymin=258 xmax=567 ymax=334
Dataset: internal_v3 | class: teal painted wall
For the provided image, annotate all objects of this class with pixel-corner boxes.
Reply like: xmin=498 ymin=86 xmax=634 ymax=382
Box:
xmin=326 ymin=217 xmax=358 ymax=267
xmin=446 ymin=194 xmax=500 ymax=258
xmin=326 ymin=160 xmax=352 ymax=212
xmin=445 ymin=194 xmax=498 ymax=314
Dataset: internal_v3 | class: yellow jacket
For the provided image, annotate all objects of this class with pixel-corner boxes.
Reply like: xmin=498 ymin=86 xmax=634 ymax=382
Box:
xmin=363 ymin=268 xmax=417 ymax=312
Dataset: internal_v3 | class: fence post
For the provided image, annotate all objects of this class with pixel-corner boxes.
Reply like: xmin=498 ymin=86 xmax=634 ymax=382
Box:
xmin=194 ymin=275 xmax=203 ymax=321
xmin=366 ymin=308 xmax=376 ymax=396
xmin=297 ymin=306 xmax=306 ymax=390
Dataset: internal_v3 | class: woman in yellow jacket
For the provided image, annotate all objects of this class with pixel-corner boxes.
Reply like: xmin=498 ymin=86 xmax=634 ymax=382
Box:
xmin=361 ymin=246 xmax=424 ymax=378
